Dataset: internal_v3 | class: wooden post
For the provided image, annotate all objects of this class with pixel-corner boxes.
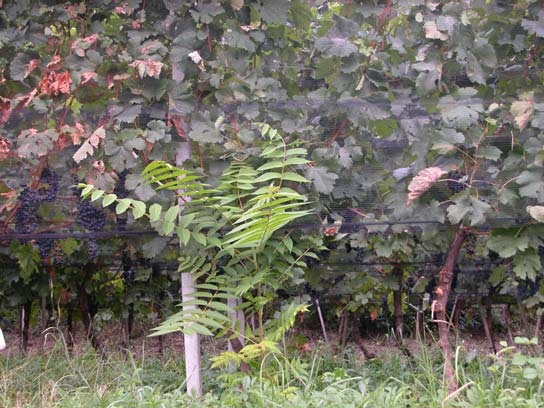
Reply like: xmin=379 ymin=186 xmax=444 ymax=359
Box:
xmin=171 ymin=57 xmax=203 ymax=397
xmin=434 ymin=227 xmax=468 ymax=392
xmin=315 ymin=297 xmax=329 ymax=347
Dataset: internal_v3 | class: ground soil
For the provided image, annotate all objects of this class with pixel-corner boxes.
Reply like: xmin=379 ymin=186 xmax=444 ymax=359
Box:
xmin=0 ymin=320 xmax=513 ymax=362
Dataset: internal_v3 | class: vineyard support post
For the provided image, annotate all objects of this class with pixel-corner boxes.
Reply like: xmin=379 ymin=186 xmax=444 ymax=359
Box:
xmin=172 ymin=67 xmax=202 ymax=394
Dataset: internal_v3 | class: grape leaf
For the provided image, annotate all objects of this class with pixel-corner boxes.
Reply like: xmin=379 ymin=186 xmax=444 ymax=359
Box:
xmin=305 ymin=166 xmax=338 ymax=194
xmin=487 ymin=230 xmax=529 ymax=258
xmin=513 ymin=249 xmax=541 ymax=281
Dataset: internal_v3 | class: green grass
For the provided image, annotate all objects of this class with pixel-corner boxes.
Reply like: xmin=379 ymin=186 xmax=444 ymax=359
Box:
xmin=1 ymin=338 xmax=544 ymax=407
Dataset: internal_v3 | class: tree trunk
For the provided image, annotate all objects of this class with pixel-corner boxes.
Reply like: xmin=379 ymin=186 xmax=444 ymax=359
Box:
xmin=479 ymin=299 xmax=496 ymax=353
xmin=485 ymin=288 xmax=496 ymax=352
xmin=452 ymin=297 xmax=465 ymax=329
xmin=40 ymin=295 xmax=48 ymax=331
xmin=516 ymin=295 xmax=532 ymax=338
xmin=78 ymin=285 xmax=100 ymax=350
xmin=415 ymin=304 xmax=423 ymax=341
xmin=535 ymin=309 xmax=544 ymax=353
xmin=502 ymin=305 xmax=514 ymax=346
xmin=127 ymin=304 xmax=134 ymax=339
xmin=227 ymin=297 xmax=248 ymax=372
xmin=351 ymin=312 xmax=374 ymax=359
xmin=338 ymin=310 xmax=349 ymax=347
xmin=434 ymin=227 xmax=468 ymax=392
xmin=392 ymin=266 xmax=404 ymax=341
xmin=19 ymin=300 xmax=32 ymax=352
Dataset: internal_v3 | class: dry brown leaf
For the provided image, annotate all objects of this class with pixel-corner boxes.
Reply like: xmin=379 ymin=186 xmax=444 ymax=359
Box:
xmin=511 ymin=99 xmax=534 ymax=130
xmin=406 ymin=167 xmax=447 ymax=206
xmin=424 ymin=21 xmax=448 ymax=40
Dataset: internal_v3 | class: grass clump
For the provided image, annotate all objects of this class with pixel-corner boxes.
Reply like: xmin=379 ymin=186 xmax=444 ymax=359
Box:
xmin=2 ymin=338 xmax=544 ymax=407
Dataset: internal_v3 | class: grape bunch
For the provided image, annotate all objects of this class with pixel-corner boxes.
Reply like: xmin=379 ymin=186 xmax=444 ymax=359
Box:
xmin=447 ymin=171 xmax=466 ymax=194
xmin=464 ymin=233 xmax=477 ymax=255
xmin=114 ymin=170 xmax=129 ymax=199
xmin=355 ymin=247 xmax=366 ymax=263
xmin=37 ymin=169 xmax=60 ymax=202
xmin=122 ymin=251 xmax=135 ymax=283
xmin=488 ymin=250 xmax=499 ymax=262
xmin=76 ymin=199 xmax=106 ymax=231
xmin=77 ymin=198 xmax=106 ymax=261
xmin=51 ymin=245 xmax=65 ymax=266
xmin=433 ymin=252 xmax=445 ymax=265
xmin=86 ymin=239 xmax=99 ymax=260
xmin=15 ymin=187 xmax=41 ymax=234
xmin=15 ymin=169 xmax=61 ymax=235
xmin=37 ymin=237 xmax=54 ymax=260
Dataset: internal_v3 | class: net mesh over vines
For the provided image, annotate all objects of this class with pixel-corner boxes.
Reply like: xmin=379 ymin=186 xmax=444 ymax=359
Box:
xmin=0 ymin=0 xmax=543 ymax=322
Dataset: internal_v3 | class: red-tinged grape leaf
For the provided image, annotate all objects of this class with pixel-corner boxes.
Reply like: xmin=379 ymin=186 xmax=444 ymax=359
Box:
xmin=527 ymin=206 xmax=544 ymax=223
xmin=406 ymin=167 xmax=447 ymax=207
xmin=73 ymin=139 xmax=95 ymax=163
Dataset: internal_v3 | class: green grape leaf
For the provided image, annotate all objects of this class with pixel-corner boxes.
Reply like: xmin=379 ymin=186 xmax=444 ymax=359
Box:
xmin=513 ymin=249 xmax=541 ymax=281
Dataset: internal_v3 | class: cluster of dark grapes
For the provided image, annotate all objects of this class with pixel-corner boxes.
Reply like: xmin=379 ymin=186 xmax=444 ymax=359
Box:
xmin=15 ymin=169 xmax=61 ymax=236
xmin=355 ymin=247 xmax=366 ymax=263
xmin=37 ymin=237 xmax=54 ymax=259
xmin=518 ymin=276 xmax=541 ymax=300
xmin=37 ymin=235 xmax=66 ymax=265
xmin=488 ymin=250 xmax=500 ymax=262
xmin=464 ymin=233 xmax=477 ymax=255
xmin=51 ymin=245 xmax=65 ymax=266
xmin=122 ymin=250 xmax=135 ymax=284
xmin=76 ymin=198 xmax=106 ymax=260
xmin=37 ymin=168 xmax=60 ymax=202
xmin=77 ymin=199 xmax=106 ymax=231
xmin=339 ymin=209 xmax=360 ymax=234
xmin=447 ymin=170 xmax=466 ymax=194
xmin=433 ymin=252 xmax=445 ymax=265
xmin=15 ymin=187 xmax=41 ymax=234
xmin=114 ymin=170 xmax=129 ymax=199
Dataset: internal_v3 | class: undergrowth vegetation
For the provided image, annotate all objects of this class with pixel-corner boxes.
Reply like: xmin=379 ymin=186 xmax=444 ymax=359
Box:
xmin=2 ymin=335 xmax=544 ymax=408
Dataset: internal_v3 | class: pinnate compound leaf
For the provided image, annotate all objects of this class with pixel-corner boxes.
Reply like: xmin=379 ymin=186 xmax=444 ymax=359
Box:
xmin=102 ymin=194 xmax=117 ymax=207
xmin=131 ymin=200 xmax=146 ymax=220
xmin=406 ymin=167 xmax=447 ymax=206
xmin=177 ymin=228 xmax=191 ymax=246
xmin=160 ymin=221 xmax=175 ymax=236
xmin=149 ymin=203 xmax=162 ymax=222
xmin=116 ymin=198 xmax=131 ymax=215
xmin=90 ymin=190 xmax=104 ymax=202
